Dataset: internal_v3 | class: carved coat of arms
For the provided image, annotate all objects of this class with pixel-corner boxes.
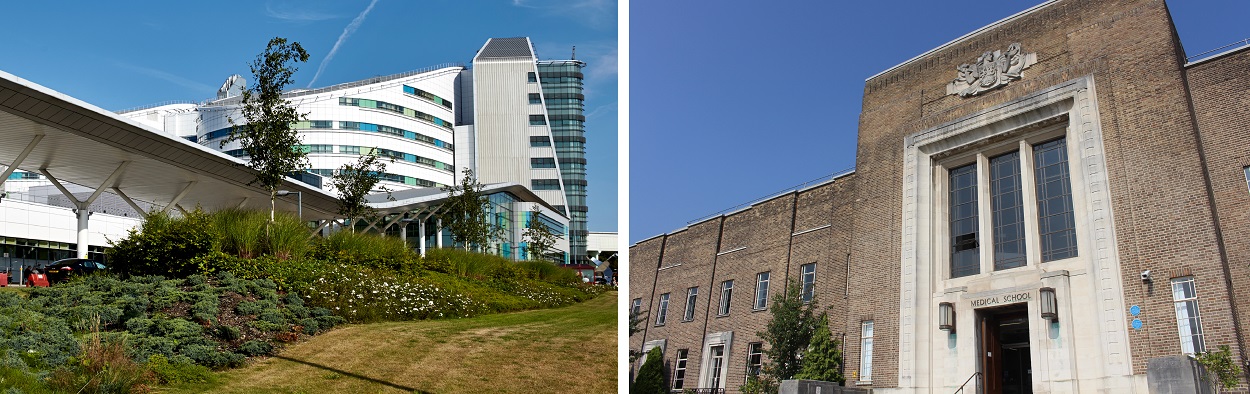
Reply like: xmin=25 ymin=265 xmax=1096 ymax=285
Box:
xmin=946 ymin=43 xmax=1037 ymax=97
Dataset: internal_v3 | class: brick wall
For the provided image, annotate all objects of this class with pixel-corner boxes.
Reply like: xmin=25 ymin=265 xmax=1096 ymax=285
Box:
xmin=630 ymin=0 xmax=1250 ymax=390
xmin=1185 ymin=46 xmax=1250 ymax=386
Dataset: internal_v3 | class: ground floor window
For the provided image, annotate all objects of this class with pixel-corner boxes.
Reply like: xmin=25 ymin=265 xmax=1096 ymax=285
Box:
xmin=860 ymin=320 xmax=874 ymax=381
xmin=709 ymin=345 xmax=725 ymax=389
xmin=672 ymin=348 xmax=688 ymax=391
xmin=746 ymin=342 xmax=763 ymax=378
xmin=1171 ymin=277 xmax=1205 ymax=355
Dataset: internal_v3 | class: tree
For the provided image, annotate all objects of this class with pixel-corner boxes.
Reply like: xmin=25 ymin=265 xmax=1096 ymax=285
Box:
xmin=758 ymin=281 xmax=819 ymax=382
xmin=438 ymin=169 xmax=500 ymax=251
xmin=522 ymin=206 xmax=559 ymax=261
xmin=794 ymin=314 xmax=844 ymax=384
xmin=331 ymin=149 xmax=391 ymax=225
xmin=632 ymin=347 xmax=667 ymax=394
xmin=629 ymin=308 xmax=647 ymax=363
xmin=223 ymin=37 xmax=311 ymax=222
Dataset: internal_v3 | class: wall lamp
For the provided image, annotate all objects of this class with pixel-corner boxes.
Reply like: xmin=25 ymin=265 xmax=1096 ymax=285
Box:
xmin=938 ymin=302 xmax=955 ymax=332
xmin=1040 ymin=287 xmax=1058 ymax=321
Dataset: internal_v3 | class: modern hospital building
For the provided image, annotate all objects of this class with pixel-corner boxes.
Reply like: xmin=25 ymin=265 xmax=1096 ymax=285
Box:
xmin=630 ymin=1 xmax=1250 ymax=392
xmin=0 ymin=36 xmax=594 ymax=278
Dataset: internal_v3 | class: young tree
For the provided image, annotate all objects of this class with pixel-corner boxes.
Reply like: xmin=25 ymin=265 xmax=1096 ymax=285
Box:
xmin=438 ymin=169 xmax=499 ymax=251
xmin=223 ymin=37 xmax=311 ymax=222
xmin=759 ymin=281 xmax=819 ymax=381
xmin=629 ymin=308 xmax=647 ymax=363
xmin=794 ymin=314 xmax=844 ymax=384
xmin=522 ymin=206 xmax=559 ymax=261
xmin=632 ymin=347 xmax=668 ymax=394
xmin=331 ymin=149 xmax=391 ymax=225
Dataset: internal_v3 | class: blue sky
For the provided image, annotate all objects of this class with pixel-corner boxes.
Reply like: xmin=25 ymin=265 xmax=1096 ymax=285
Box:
xmin=628 ymin=1 xmax=1250 ymax=243
xmin=0 ymin=0 xmax=618 ymax=232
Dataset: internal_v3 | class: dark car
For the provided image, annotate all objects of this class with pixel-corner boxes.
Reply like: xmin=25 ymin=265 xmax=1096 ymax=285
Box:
xmin=44 ymin=258 xmax=107 ymax=283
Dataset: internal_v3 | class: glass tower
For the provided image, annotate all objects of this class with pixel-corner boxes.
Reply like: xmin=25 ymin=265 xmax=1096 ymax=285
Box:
xmin=537 ymin=60 xmax=588 ymax=265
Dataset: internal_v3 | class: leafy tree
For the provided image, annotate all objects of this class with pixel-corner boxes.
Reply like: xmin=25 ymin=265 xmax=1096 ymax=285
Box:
xmin=1195 ymin=345 xmax=1242 ymax=390
xmin=759 ymin=281 xmax=819 ymax=381
xmin=632 ymin=346 xmax=667 ymax=394
xmin=223 ymin=37 xmax=311 ymax=222
xmin=629 ymin=308 xmax=647 ymax=363
xmin=439 ymin=169 xmax=500 ymax=251
xmin=794 ymin=314 xmax=844 ymax=384
xmin=522 ymin=206 xmax=560 ymax=261
xmin=331 ymin=149 xmax=391 ymax=225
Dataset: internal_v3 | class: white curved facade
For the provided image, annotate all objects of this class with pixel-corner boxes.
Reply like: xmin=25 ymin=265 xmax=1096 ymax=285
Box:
xmin=198 ymin=66 xmax=463 ymax=193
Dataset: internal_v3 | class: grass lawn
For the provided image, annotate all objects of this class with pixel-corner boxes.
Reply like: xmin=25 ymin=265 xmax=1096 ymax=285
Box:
xmin=163 ymin=291 xmax=617 ymax=394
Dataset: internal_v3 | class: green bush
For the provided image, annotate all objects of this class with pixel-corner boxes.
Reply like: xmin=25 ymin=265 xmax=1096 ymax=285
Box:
xmin=632 ymin=347 xmax=667 ymax=394
xmin=107 ymin=209 xmax=218 ymax=278
xmin=426 ymin=248 xmax=508 ymax=278
xmin=238 ymin=340 xmax=273 ymax=357
xmin=47 ymin=335 xmax=152 ymax=394
xmin=147 ymin=354 xmax=215 ymax=385
xmin=267 ymin=212 xmax=311 ymax=260
xmin=213 ymin=208 xmax=267 ymax=259
xmin=310 ymin=230 xmax=415 ymax=270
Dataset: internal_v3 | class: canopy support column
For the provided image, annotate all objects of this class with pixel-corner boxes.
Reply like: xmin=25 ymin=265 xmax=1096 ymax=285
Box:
xmin=0 ymin=134 xmax=43 ymax=190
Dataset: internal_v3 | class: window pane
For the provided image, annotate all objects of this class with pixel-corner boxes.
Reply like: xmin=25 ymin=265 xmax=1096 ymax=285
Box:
xmin=949 ymin=164 xmax=980 ymax=277
xmin=656 ymin=293 xmax=669 ymax=325
xmin=1033 ymin=138 xmax=1078 ymax=261
xmin=1171 ymin=277 xmax=1205 ymax=355
xmin=719 ymin=280 xmax=733 ymax=315
xmin=991 ymin=151 xmax=1027 ymax=270
xmin=755 ymin=272 xmax=770 ymax=310
xmin=801 ymin=263 xmax=816 ymax=302
xmin=684 ymin=287 xmax=698 ymax=321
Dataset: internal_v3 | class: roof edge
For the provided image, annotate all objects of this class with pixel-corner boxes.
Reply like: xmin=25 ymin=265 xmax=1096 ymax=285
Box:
xmin=866 ymin=0 xmax=1060 ymax=82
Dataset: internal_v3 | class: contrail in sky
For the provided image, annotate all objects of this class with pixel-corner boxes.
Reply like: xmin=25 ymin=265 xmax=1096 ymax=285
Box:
xmin=308 ymin=0 xmax=379 ymax=87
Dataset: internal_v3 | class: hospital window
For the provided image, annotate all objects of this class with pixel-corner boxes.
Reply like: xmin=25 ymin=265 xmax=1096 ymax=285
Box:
xmin=946 ymin=136 xmax=1078 ymax=279
xmin=800 ymin=263 xmax=815 ymax=302
xmin=754 ymin=271 xmax=770 ymax=310
xmin=672 ymin=349 xmax=688 ymax=391
xmin=655 ymin=293 xmax=669 ymax=326
xmin=683 ymin=287 xmax=698 ymax=322
xmin=1171 ymin=277 xmax=1206 ymax=355
xmin=860 ymin=320 xmax=874 ymax=381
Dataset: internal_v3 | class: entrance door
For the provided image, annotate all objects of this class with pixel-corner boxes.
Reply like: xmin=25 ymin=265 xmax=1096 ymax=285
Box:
xmin=979 ymin=307 xmax=1032 ymax=394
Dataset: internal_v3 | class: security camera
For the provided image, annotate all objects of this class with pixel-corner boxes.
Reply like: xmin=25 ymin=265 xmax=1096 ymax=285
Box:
xmin=1141 ymin=270 xmax=1152 ymax=283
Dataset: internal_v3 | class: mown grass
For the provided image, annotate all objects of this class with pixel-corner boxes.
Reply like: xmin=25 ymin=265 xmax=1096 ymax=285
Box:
xmin=164 ymin=291 xmax=617 ymax=394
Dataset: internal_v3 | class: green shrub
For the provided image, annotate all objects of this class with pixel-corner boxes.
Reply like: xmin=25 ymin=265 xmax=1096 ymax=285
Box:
xmin=267 ymin=212 xmax=310 ymax=260
xmin=0 ymin=300 xmax=80 ymax=368
xmin=238 ymin=340 xmax=273 ymax=357
xmin=213 ymin=325 xmax=240 ymax=341
xmin=179 ymin=344 xmax=243 ymax=369
xmin=311 ymin=230 xmax=415 ymax=270
xmin=107 ymin=209 xmax=219 ymax=278
xmin=147 ymin=354 xmax=215 ymax=385
xmin=516 ymin=260 xmax=580 ymax=284
xmin=426 ymin=248 xmax=509 ymax=278
xmin=47 ymin=335 xmax=152 ymax=394
xmin=632 ymin=347 xmax=667 ymax=394
xmin=213 ymin=208 xmax=268 ymax=259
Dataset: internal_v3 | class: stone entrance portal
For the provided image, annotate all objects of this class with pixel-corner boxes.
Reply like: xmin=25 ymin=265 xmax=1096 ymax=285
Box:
xmin=979 ymin=306 xmax=1032 ymax=394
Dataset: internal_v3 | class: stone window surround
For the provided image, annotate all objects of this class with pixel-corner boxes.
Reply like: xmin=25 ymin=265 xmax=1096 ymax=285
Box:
xmin=698 ymin=331 xmax=733 ymax=389
xmin=897 ymin=76 xmax=1132 ymax=388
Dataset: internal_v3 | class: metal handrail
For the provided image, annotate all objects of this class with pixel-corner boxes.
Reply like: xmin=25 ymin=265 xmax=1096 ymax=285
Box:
xmin=954 ymin=371 xmax=981 ymax=394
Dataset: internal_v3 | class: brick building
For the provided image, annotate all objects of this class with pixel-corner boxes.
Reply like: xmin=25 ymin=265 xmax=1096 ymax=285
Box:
xmin=629 ymin=1 xmax=1250 ymax=392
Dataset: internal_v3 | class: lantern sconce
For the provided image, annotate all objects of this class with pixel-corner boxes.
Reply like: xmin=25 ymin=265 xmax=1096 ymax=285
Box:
xmin=1040 ymin=287 xmax=1058 ymax=321
xmin=938 ymin=302 xmax=955 ymax=332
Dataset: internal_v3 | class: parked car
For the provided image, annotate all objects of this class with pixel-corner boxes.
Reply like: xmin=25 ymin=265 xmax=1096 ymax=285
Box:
xmin=44 ymin=258 xmax=107 ymax=283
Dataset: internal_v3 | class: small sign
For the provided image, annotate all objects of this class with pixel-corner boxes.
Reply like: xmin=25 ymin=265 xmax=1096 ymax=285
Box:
xmin=1130 ymin=305 xmax=1141 ymax=316
xmin=1132 ymin=319 xmax=1143 ymax=330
